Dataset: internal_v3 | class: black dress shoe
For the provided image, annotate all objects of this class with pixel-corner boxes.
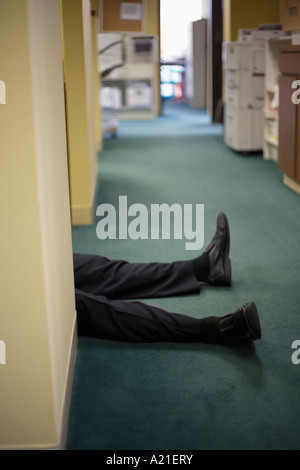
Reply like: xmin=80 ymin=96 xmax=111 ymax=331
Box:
xmin=218 ymin=301 xmax=262 ymax=343
xmin=204 ymin=212 xmax=231 ymax=286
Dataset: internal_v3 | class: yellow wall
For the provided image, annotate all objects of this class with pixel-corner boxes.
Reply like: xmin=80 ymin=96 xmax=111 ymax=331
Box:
xmin=223 ymin=0 xmax=281 ymax=42
xmin=61 ymin=0 xmax=99 ymax=225
xmin=0 ymin=0 xmax=76 ymax=449
xmin=146 ymin=0 xmax=160 ymax=35
xmin=146 ymin=0 xmax=161 ymax=116
xmin=92 ymin=0 xmax=103 ymax=152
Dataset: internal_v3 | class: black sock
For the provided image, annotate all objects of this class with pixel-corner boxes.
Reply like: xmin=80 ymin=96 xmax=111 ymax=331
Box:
xmin=198 ymin=316 xmax=223 ymax=343
xmin=192 ymin=253 xmax=210 ymax=282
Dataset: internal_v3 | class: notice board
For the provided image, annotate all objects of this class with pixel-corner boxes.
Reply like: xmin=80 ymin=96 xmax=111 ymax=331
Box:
xmin=100 ymin=0 xmax=145 ymax=33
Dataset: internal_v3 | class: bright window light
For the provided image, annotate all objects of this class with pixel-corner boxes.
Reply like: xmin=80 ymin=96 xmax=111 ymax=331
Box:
xmin=160 ymin=0 xmax=203 ymax=62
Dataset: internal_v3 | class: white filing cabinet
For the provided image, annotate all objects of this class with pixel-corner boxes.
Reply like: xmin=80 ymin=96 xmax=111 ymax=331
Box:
xmin=225 ymin=105 xmax=263 ymax=151
xmin=223 ymin=27 xmax=285 ymax=152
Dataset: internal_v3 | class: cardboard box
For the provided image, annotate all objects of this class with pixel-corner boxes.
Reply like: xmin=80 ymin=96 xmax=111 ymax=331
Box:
xmin=100 ymin=87 xmax=122 ymax=109
xmin=126 ymin=83 xmax=152 ymax=108
xmin=281 ymin=0 xmax=300 ymax=31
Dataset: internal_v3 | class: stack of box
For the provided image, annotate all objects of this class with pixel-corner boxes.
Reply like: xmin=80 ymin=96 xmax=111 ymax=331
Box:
xmin=223 ymin=26 xmax=284 ymax=152
xmin=100 ymin=87 xmax=122 ymax=109
xmin=281 ymin=0 xmax=300 ymax=32
xmin=126 ymin=82 xmax=152 ymax=108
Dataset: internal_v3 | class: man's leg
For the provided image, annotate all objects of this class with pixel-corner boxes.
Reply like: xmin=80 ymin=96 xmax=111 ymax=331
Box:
xmin=75 ymin=289 xmax=261 ymax=344
xmin=73 ymin=213 xmax=231 ymax=299
xmin=73 ymin=254 xmax=201 ymax=299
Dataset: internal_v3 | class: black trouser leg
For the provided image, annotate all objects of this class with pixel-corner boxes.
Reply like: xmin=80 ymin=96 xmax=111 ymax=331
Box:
xmin=75 ymin=289 xmax=203 ymax=343
xmin=73 ymin=253 xmax=201 ymax=299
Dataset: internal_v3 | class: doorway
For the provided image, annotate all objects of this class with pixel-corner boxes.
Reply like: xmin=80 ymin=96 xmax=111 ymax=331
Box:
xmin=159 ymin=0 xmax=223 ymax=122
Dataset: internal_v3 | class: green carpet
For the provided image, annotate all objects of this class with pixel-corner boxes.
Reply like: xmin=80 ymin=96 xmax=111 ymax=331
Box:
xmin=67 ymin=101 xmax=300 ymax=450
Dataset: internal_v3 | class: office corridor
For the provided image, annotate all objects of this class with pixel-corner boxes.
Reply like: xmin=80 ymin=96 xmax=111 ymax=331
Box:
xmin=67 ymin=101 xmax=300 ymax=450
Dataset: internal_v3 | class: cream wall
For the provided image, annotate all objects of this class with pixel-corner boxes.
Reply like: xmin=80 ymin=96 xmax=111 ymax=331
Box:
xmin=61 ymin=0 xmax=99 ymax=225
xmin=0 ymin=0 xmax=76 ymax=449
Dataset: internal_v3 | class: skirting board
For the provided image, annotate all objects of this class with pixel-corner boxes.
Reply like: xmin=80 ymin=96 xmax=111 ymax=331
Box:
xmin=71 ymin=165 xmax=98 ymax=225
xmin=283 ymin=174 xmax=300 ymax=196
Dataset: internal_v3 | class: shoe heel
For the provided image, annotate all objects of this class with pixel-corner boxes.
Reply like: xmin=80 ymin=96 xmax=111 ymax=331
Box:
xmin=245 ymin=302 xmax=262 ymax=340
xmin=213 ymin=257 xmax=231 ymax=287
xmin=224 ymin=257 xmax=231 ymax=286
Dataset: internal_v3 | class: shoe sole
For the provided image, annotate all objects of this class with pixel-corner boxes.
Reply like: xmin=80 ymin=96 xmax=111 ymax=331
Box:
xmin=223 ymin=256 xmax=232 ymax=287
xmin=212 ymin=212 xmax=231 ymax=286
xmin=219 ymin=211 xmax=230 ymax=257
xmin=244 ymin=301 xmax=262 ymax=341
